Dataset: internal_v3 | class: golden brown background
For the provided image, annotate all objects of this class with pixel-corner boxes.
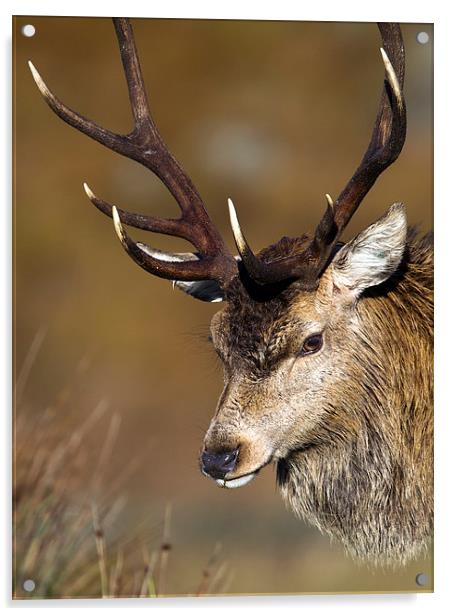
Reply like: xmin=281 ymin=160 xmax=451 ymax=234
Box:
xmin=13 ymin=16 xmax=433 ymax=596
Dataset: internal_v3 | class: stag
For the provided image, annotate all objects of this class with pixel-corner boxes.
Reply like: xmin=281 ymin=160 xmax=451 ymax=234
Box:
xmin=29 ymin=18 xmax=433 ymax=566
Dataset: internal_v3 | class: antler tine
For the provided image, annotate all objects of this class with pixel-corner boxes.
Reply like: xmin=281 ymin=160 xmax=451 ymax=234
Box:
xmin=231 ymin=22 xmax=406 ymax=288
xmin=229 ymin=192 xmax=338 ymax=287
xmin=28 ymin=60 xmax=128 ymax=157
xmin=110 ymin=18 xmax=203 ymax=218
xmin=228 ymin=198 xmax=267 ymax=281
xmin=29 ymin=17 xmax=237 ymax=285
xmin=112 ymin=18 xmax=152 ymax=132
xmin=112 ymin=207 xmax=220 ymax=280
xmin=331 ymin=22 xmax=406 ymax=232
xmin=83 ymin=183 xmax=194 ymax=239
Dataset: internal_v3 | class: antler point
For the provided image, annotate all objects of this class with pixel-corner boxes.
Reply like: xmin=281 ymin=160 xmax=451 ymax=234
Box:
xmin=379 ymin=46 xmax=403 ymax=109
xmin=227 ymin=198 xmax=247 ymax=254
xmin=112 ymin=206 xmax=127 ymax=246
xmin=83 ymin=182 xmax=95 ymax=201
xmin=27 ymin=60 xmax=39 ymax=83
xmin=28 ymin=60 xmax=50 ymax=98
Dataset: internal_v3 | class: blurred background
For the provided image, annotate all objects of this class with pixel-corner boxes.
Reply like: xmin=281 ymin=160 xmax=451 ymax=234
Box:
xmin=13 ymin=16 xmax=433 ymax=597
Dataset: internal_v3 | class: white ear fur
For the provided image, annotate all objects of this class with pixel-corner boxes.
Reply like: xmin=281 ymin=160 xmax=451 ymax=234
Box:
xmin=331 ymin=203 xmax=407 ymax=296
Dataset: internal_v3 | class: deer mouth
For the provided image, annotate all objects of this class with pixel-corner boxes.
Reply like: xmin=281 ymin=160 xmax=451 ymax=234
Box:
xmin=215 ymin=456 xmax=273 ymax=489
xmin=215 ymin=471 xmax=257 ymax=489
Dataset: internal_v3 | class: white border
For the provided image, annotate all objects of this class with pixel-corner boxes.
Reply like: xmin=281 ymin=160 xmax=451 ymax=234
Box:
xmin=2 ymin=1 xmax=451 ymax=614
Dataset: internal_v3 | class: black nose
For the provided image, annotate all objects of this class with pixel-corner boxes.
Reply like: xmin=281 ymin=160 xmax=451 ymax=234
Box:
xmin=201 ymin=448 xmax=239 ymax=479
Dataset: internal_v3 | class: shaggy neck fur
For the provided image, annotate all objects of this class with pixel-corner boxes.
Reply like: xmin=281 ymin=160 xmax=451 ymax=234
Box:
xmin=276 ymin=230 xmax=433 ymax=567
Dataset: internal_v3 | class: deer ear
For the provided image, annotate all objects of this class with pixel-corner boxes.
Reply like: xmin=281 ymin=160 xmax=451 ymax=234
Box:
xmin=173 ymin=279 xmax=225 ymax=302
xmin=172 ymin=256 xmax=242 ymax=302
xmin=137 ymin=243 xmax=227 ymax=302
xmin=330 ymin=203 xmax=407 ymax=297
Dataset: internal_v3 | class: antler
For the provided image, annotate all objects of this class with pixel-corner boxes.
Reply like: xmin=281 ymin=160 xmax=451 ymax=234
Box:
xmin=28 ymin=17 xmax=237 ymax=285
xmin=230 ymin=22 xmax=406 ymax=288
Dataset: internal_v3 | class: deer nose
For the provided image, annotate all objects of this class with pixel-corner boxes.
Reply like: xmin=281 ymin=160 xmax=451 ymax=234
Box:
xmin=201 ymin=448 xmax=239 ymax=479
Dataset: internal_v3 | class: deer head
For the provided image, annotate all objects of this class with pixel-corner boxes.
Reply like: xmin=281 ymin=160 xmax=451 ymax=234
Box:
xmin=29 ymin=19 xmax=407 ymax=489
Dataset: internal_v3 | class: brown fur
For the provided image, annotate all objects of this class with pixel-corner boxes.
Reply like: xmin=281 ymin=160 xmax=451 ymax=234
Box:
xmin=204 ymin=229 xmax=433 ymax=566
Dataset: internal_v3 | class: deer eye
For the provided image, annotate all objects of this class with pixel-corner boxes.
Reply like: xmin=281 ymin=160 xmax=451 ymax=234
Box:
xmin=299 ymin=333 xmax=323 ymax=356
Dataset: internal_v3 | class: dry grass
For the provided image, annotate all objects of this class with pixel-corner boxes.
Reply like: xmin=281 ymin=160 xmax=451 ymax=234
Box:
xmin=13 ymin=331 xmax=230 ymax=599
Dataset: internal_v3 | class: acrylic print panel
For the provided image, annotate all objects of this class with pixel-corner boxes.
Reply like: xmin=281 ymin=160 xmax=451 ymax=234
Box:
xmin=13 ymin=16 xmax=433 ymax=598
